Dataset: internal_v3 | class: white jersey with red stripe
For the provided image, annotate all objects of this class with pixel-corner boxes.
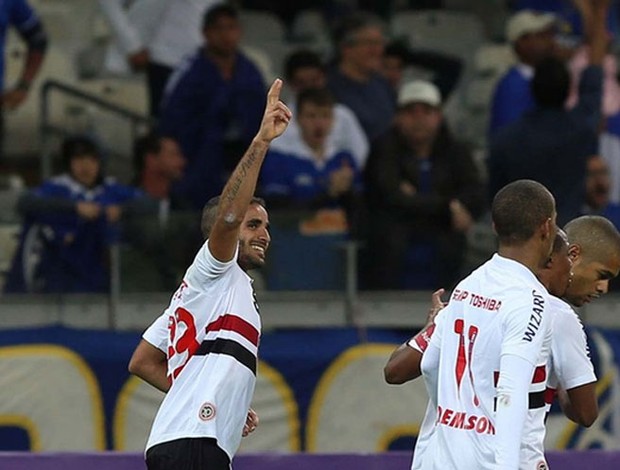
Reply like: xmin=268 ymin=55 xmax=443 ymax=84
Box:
xmin=520 ymin=296 xmax=596 ymax=470
xmin=145 ymin=240 xmax=261 ymax=460
xmin=416 ymin=254 xmax=553 ymax=469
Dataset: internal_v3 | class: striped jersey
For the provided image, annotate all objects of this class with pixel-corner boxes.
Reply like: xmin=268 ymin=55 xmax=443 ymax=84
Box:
xmin=418 ymin=254 xmax=553 ymax=469
xmin=145 ymin=240 xmax=261 ymax=459
xmin=520 ymin=296 xmax=596 ymax=470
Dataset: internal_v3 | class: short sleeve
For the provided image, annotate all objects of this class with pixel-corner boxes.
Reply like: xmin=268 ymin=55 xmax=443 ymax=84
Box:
xmin=187 ymin=239 xmax=237 ymax=282
xmin=551 ymin=305 xmax=596 ymax=390
xmin=501 ymin=289 xmax=551 ymax=366
xmin=143 ymin=312 xmax=169 ymax=352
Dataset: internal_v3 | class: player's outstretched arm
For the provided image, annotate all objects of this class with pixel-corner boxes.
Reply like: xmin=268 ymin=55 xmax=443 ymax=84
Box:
xmin=384 ymin=289 xmax=445 ymax=384
xmin=208 ymin=78 xmax=291 ymax=262
xmin=128 ymin=339 xmax=170 ymax=393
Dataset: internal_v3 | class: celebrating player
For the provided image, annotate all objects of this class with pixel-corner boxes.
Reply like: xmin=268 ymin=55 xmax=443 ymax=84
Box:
xmin=127 ymin=78 xmax=291 ymax=470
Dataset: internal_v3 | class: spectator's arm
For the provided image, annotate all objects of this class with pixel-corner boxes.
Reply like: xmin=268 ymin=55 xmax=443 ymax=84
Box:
xmin=97 ymin=0 xmax=144 ymax=56
xmin=336 ymin=105 xmax=369 ymax=169
xmin=365 ymin=140 xmax=450 ymax=220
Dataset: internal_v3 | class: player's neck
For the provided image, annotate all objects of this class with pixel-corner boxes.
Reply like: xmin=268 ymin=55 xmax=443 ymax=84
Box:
xmin=498 ymin=245 xmax=543 ymax=276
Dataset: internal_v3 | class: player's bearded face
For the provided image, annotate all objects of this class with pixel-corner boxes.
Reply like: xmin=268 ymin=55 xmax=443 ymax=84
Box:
xmin=237 ymin=204 xmax=270 ymax=271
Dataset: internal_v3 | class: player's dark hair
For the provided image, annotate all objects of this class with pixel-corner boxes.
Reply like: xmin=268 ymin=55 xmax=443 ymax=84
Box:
xmin=201 ymin=196 xmax=267 ymax=239
xmin=551 ymin=229 xmax=568 ymax=254
xmin=285 ymin=49 xmax=324 ymax=82
xmin=565 ymin=215 xmax=620 ymax=263
xmin=296 ymin=87 xmax=335 ymax=114
xmin=492 ymin=179 xmax=555 ymax=245
xmin=202 ymin=4 xmax=238 ymax=31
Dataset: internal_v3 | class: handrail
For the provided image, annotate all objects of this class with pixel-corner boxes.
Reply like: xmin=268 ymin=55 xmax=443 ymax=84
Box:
xmin=41 ymin=79 xmax=152 ymax=126
xmin=39 ymin=78 xmax=154 ymax=178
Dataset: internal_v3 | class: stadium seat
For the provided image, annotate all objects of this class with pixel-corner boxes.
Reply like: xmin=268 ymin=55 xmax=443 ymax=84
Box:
xmin=290 ymin=9 xmax=333 ymax=59
xmin=389 ymin=10 xmax=486 ymax=68
xmin=461 ymin=42 xmax=516 ymax=147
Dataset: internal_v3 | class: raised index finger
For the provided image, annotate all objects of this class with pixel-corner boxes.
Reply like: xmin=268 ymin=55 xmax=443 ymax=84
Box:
xmin=267 ymin=78 xmax=282 ymax=107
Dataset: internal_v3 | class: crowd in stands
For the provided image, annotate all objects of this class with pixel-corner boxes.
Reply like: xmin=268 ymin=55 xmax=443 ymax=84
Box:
xmin=4 ymin=0 xmax=620 ymax=293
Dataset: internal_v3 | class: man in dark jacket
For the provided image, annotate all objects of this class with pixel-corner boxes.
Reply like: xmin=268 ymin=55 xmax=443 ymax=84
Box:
xmin=363 ymin=80 xmax=485 ymax=290
xmin=159 ymin=4 xmax=266 ymax=209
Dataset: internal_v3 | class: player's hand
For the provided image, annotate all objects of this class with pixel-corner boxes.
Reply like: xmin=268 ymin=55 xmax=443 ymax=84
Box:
xmin=426 ymin=288 xmax=446 ymax=324
xmin=256 ymin=79 xmax=292 ymax=144
xmin=242 ymin=408 xmax=259 ymax=437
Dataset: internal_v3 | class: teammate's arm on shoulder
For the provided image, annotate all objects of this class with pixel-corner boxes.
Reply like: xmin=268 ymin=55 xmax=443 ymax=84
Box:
xmin=558 ymin=383 xmax=598 ymax=427
xmin=384 ymin=289 xmax=445 ymax=384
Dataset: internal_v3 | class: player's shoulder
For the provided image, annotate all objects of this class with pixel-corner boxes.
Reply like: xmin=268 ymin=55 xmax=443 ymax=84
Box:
xmin=549 ymin=296 xmax=584 ymax=331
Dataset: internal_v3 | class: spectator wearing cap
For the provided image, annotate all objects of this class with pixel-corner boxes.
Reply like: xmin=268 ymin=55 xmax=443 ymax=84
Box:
xmin=4 ymin=136 xmax=145 ymax=294
xmin=489 ymin=9 xmax=559 ymax=135
xmin=362 ymin=80 xmax=485 ymax=290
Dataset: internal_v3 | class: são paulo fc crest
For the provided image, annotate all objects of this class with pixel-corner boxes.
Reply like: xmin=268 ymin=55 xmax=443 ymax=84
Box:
xmin=198 ymin=402 xmax=216 ymax=421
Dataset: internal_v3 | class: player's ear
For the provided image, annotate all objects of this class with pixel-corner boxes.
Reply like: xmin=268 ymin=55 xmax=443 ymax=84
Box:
xmin=568 ymin=243 xmax=580 ymax=262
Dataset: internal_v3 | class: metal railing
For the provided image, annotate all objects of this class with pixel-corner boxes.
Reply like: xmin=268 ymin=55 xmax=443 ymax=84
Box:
xmin=39 ymin=79 xmax=154 ymax=179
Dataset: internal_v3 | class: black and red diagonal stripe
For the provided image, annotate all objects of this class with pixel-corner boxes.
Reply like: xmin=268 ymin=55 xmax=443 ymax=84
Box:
xmin=195 ymin=314 xmax=260 ymax=375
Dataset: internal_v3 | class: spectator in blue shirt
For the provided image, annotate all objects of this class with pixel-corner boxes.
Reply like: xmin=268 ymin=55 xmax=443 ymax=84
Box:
xmin=512 ymin=0 xmax=620 ymax=42
xmin=159 ymin=4 xmax=266 ymax=209
xmin=4 ymin=136 xmax=144 ymax=294
xmin=259 ymin=87 xmax=362 ymax=224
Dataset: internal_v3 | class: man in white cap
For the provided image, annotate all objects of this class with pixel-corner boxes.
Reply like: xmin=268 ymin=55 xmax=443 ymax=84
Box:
xmin=489 ymin=10 xmax=559 ymax=135
xmin=363 ymin=80 xmax=485 ymax=290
